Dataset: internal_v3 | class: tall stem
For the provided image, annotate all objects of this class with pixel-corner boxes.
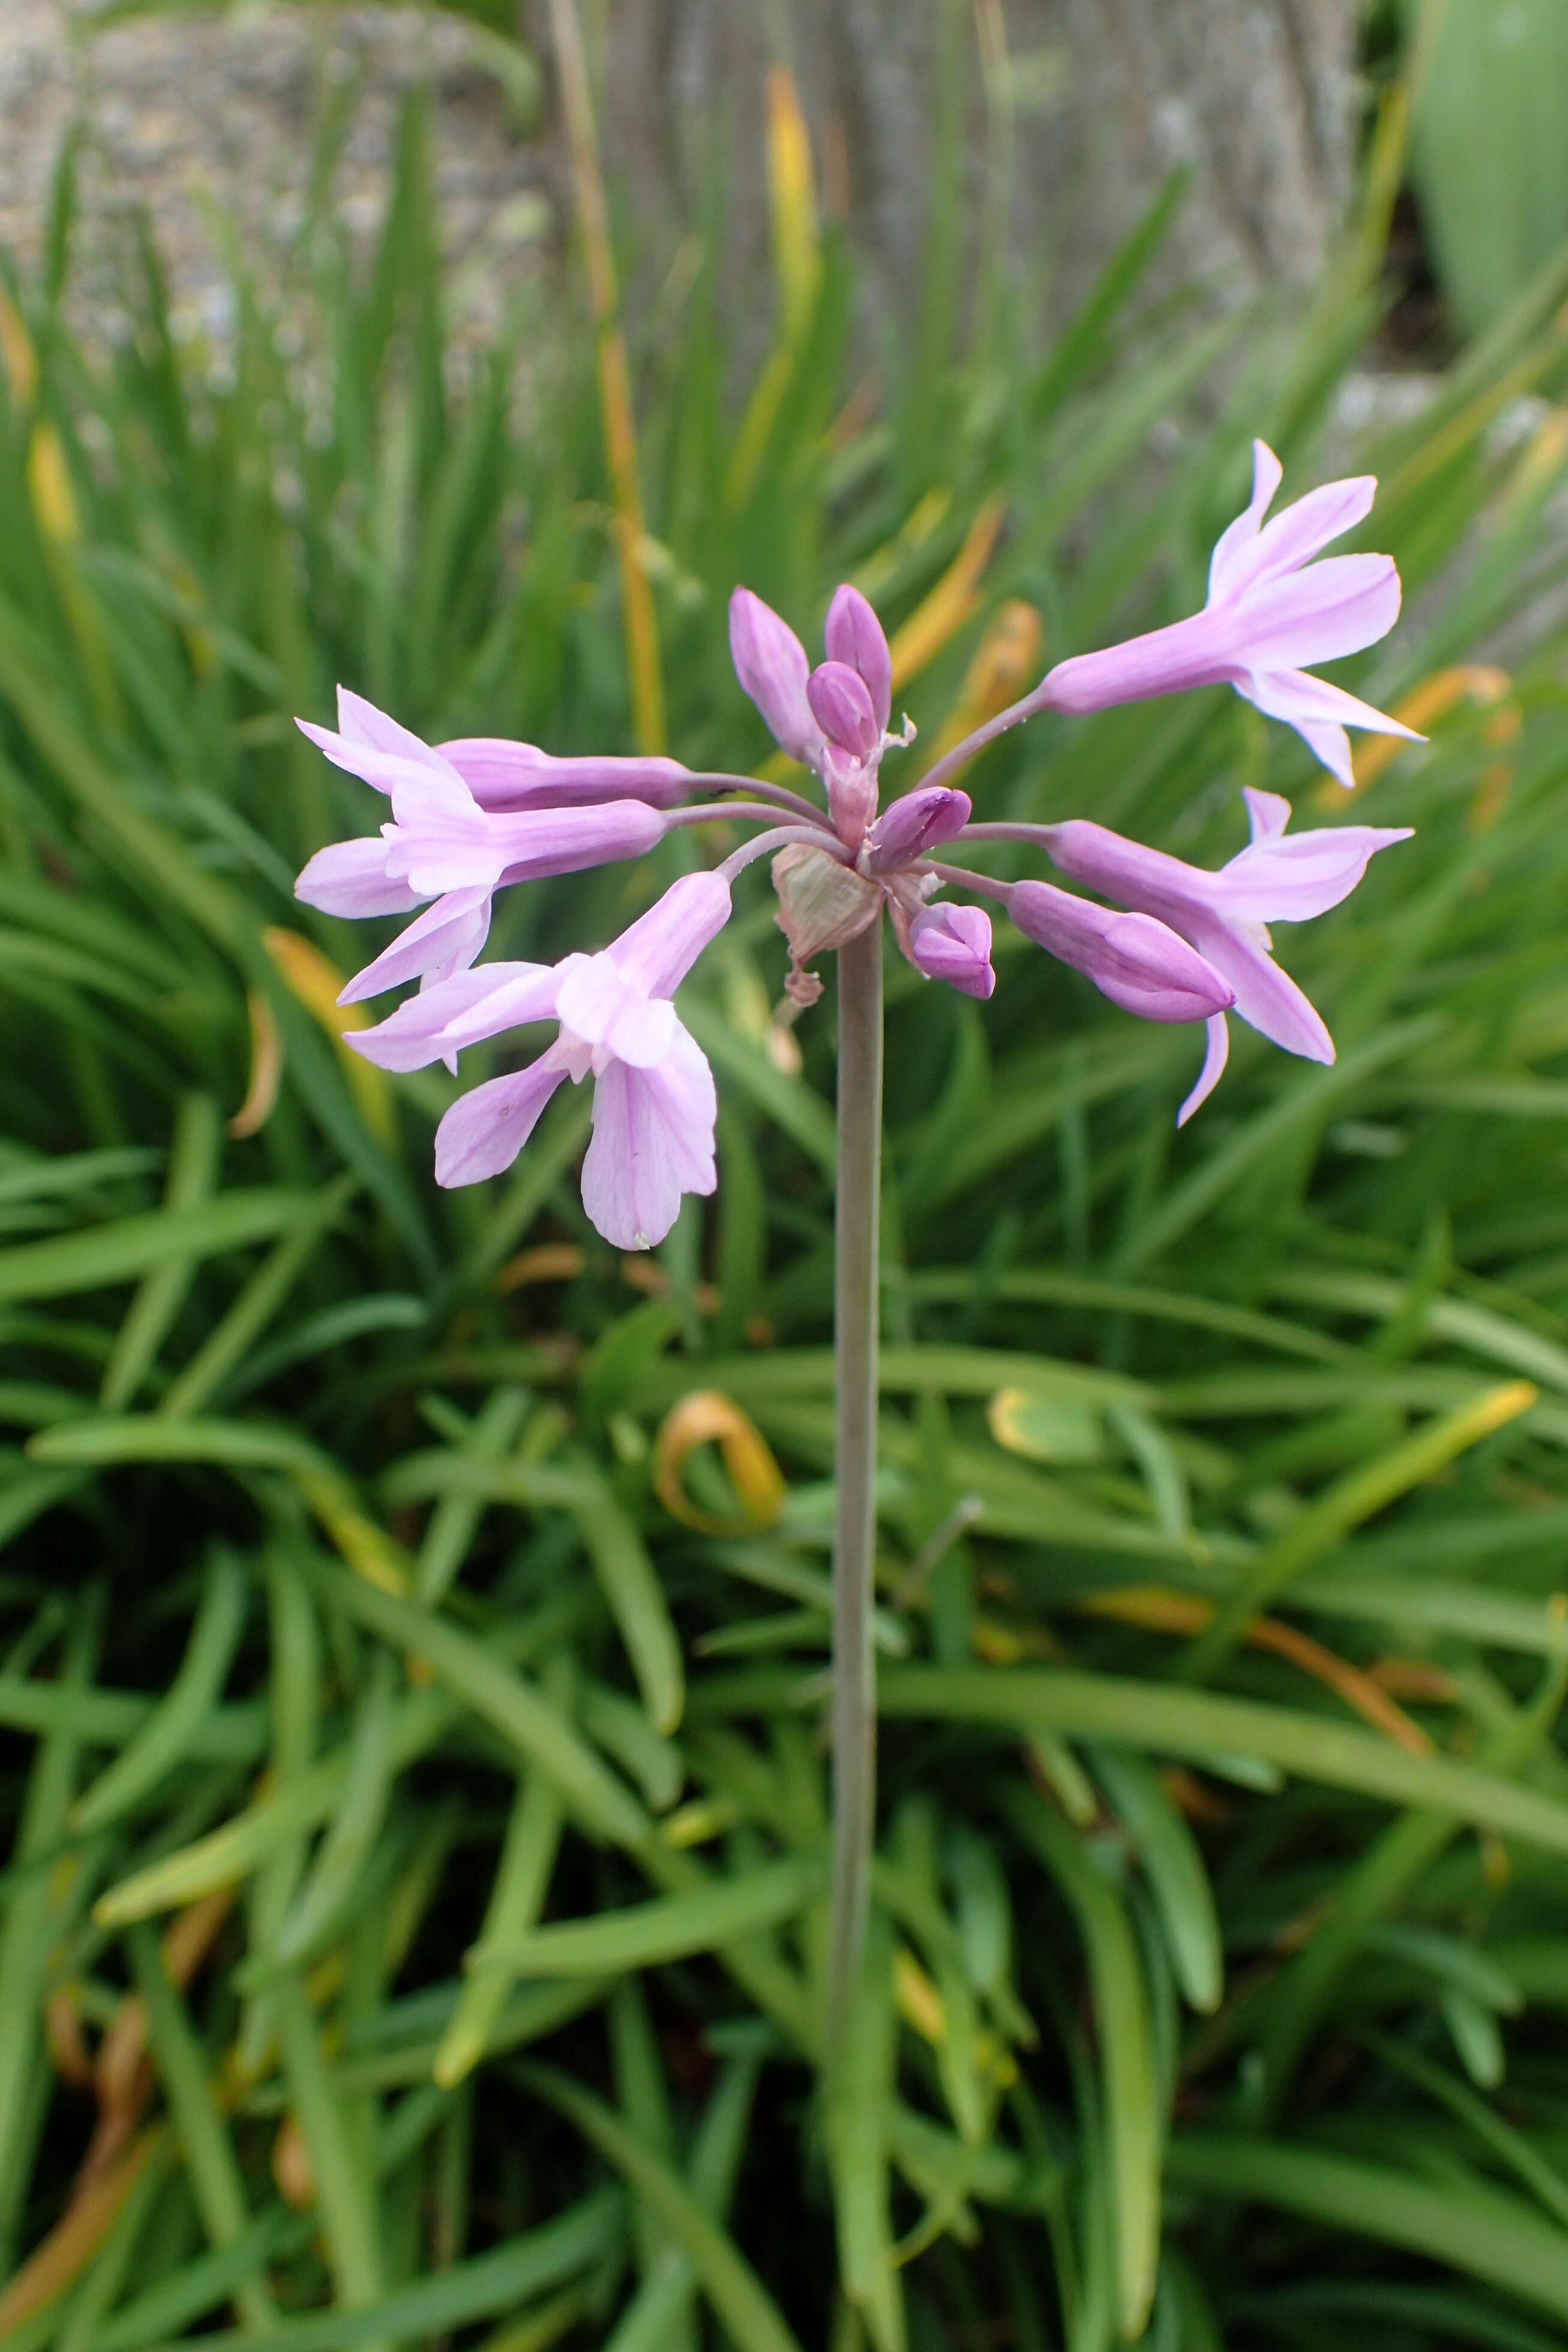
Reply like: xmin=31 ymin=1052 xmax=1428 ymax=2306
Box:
xmin=827 ymin=919 xmax=883 ymax=2050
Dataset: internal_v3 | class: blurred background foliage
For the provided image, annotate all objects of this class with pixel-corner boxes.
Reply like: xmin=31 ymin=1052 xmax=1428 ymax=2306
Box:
xmin=6 ymin=8 xmax=1568 ymax=2352
xmin=1389 ymin=0 xmax=1568 ymax=343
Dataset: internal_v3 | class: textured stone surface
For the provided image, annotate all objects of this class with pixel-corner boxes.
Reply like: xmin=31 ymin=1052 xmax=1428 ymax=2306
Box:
xmin=0 ymin=1 xmax=550 ymax=352
xmin=585 ymin=0 xmax=1363 ymax=328
xmin=0 ymin=1 xmax=1362 ymax=358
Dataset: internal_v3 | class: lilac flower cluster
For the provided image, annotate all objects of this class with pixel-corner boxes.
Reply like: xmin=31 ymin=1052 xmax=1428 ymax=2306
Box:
xmin=296 ymin=441 xmax=1414 ymax=1247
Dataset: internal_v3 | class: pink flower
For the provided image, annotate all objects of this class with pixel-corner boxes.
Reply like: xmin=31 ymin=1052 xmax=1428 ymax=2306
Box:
xmin=349 ymin=874 xmax=732 ymax=1248
xmin=295 ymin=692 xmax=667 ymax=1001
xmin=435 ymin=739 xmax=696 ymax=811
xmin=1037 ymin=788 xmax=1411 ymax=1122
xmin=1038 ymin=441 xmax=1420 ymax=786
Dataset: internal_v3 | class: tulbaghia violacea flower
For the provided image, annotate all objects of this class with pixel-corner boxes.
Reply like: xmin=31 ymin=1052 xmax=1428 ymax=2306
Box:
xmin=1034 ymin=787 xmax=1411 ymax=1121
xmin=297 ymin=495 xmax=1419 ymax=1246
xmin=296 ymin=692 xmax=669 ymax=1000
xmin=1037 ymin=441 xmax=1419 ymax=787
xmin=304 ymin=686 xmax=698 ymax=810
xmin=351 ymin=873 xmax=731 ymax=1246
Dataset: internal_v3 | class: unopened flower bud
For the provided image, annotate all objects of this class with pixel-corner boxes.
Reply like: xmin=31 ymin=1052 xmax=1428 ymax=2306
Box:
xmin=908 ymin=903 xmax=995 ymax=999
xmin=1005 ymin=880 xmax=1234 ymax=1024
xmin=807 ymin=662 xmax=881 ymax=761
xmin=863 ymin=785 xmax=972 ymax=875
xmin=825 ymin=584 xmax=893 ymax=734
xmin=729 ymin=589 xmax=825 ymax=769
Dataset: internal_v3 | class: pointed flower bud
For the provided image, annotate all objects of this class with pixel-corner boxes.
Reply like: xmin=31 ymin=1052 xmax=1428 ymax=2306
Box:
xmin=1035 ymin=791 xmax=1410 ymax=1106
xmin=1005 ymin=880 xmax=1234 ymax=1025
xmin=862 ymin=785 xmax=972 ymax=875
xmin=908 ymin=903 xmax=995 ymax=998
xmin=807 ymin=661 xmax=881 ymax=761
xmin=825 ymin=583 xmax=893 ymax=734
xmin=729 ymin=588 xmax=826 ymax=769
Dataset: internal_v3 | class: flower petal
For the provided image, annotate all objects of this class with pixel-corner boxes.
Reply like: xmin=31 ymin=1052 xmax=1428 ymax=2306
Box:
xmin=1242 ymin=666 xmax=1422 ymax=787
xmin=1230 ymin=553 xmax=1402 ymax=669
xmin=1185 ymin=911 xmax=1335 ymax=1063
xmin=555 ymin=954 xmax=678 ymax=1069
xmin=348 ymin=962 xmax=544 ymax=1071
xmin=1243 ymin=788 xmax=1292 ymax=843
xmin=1007 ymin=881 xmax=1233 ymax=1023
xmin=295 ymin=837 xmax=423 ymax=919
xmin=434 ymin=1053 xmax=570 ymax=1187
xmin=337 ymin=887 xmax=494 ymax=1004
xmin=1243 ymin=665 xmax=1423 ymax=742
xmin=1207 ymin=440 xmax=1284 ymax=602
xmin=1177 ymin=1014 xmax=1231 ymax=1126
xmin=1215 ymin=473 xmax=1376 ymax=601
xmin=807 ymin=661 xmax=880 ymax=761
xmin=908 ymin=902 xmax=995 ymax=999
xmin=1036 ymin=820 xmax=1212 ymax=922
xmin=863 ymin=786 xmax=972 ymax=875
xmin=438 ymin=739 xmax=696 ymax=811
xmin=296 ymin=717 xmax=468 ymax=799
xmin=606 ymin=872 xmax=734 ymax=998
xmin=1039 ymin=608 xmax=1235 ymax=715
xmin=825 ymin=584 xmax=893 ymax=735
xmin=432 ymin=965 xmax=564 ymax=1055
xmin=336 ymin=688 xmax=442 ymax=766
xmin=580 ymin=1024 xmax=717 ymax=1250
xmin=1212 ymin=821 xmax=1412 ymax=924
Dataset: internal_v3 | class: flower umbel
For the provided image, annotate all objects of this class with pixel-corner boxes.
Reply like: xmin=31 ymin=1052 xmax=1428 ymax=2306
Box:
xmin=295 ymin=445 xmax=1415 ymax=1245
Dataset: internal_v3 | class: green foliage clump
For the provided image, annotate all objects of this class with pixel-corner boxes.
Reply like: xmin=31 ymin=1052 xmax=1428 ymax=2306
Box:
xmin=5 ymin=78 xmax=1568 ymax=2352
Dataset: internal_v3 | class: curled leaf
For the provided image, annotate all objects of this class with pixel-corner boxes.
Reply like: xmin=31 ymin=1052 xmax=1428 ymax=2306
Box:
xmin=228 ymin=989 xmax=284 ymax=1139
xmin=653 ymin=1390 xmax=786 ymax=1535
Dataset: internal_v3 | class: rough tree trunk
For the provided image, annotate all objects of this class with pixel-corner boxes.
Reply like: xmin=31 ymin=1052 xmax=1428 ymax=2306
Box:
xmin=570 ymin=0 xmax=1361 ymax=331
